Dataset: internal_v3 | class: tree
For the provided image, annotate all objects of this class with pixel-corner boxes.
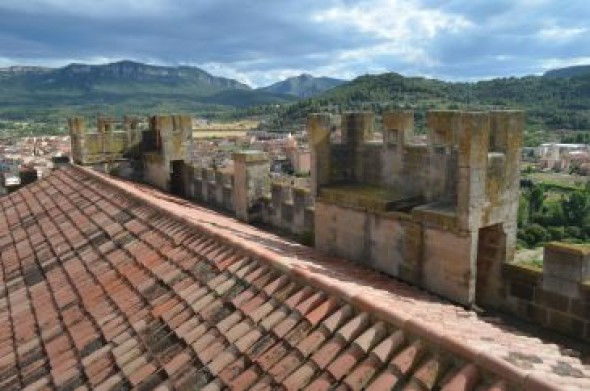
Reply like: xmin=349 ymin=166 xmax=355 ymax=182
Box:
xmin=562 ymin=190 xmax=590 ymax=226
xmin=522 ymin=184 xmax=545 ymax=223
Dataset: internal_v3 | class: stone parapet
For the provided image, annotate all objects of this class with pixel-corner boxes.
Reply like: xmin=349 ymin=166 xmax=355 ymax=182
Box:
xmin=503 ymin=260 xmax=590 ymax=341
xmin=543 ymin=242 xmax=590 ymax=298
xmin=311 ymin=109 xmax=524 ymax=306
xmin=233 ymin=150 xmax=270 ymax=222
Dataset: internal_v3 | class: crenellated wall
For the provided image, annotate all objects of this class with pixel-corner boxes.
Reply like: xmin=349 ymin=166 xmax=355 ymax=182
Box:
xmin=502 ymin=243 xmax=590 ymax=341
xmin=260 ymin=183 xmax=315 ymax=237
xmin=310 ymin=110 xmax=524 ymax=306
xmin=187 ymin=166 xmax=236 ymax=213
xmin=141 ymin=115 xmax=193 ymax=193
xmin=180 ymin=151 xmax=314 ymax=239
xmin=68 ymin=117 xmax=129 ymax=165
xmin=68 ymin=110 xmax=590 ymax=342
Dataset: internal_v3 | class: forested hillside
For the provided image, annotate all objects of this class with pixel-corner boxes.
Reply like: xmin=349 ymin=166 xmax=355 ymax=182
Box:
xmin=269 ymin=72 xmax=590 ymax=134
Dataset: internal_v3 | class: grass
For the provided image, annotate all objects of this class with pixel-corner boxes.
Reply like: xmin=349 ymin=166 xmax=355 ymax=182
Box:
xmin=523 ymin=172 xmax=589 ymax=190
xmin=519 ymin=258 xmax=544 ymax=269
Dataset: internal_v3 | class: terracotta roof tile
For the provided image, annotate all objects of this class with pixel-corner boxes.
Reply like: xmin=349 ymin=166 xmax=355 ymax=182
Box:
xmin=304 ymin=372 xmax=335 ymax=391
xmin=440 ymin=363 xmax=480 ymax=391
xmin=326 ymin=343 xmax=366 ymax=380
xmin=282 ymin=360 xmax=318 ymax=390
xmin=370 ymin=330 xmax=405 ymax=363
xmin=1 ymin=166 xmax=588 ymax=391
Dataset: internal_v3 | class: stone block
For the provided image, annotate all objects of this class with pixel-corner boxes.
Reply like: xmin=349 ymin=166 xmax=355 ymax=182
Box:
xmin=502 ymin=263 xmax=542 ymax=284
xmin=383 ymin=110 xmax=413 ymax=145
xmin=489 ymin=111 xmax=524 ymax=158
xmin=544 ymin=242 xmax=590 ymax=280
xmin=543 ymin=242 xmax=590 ymax=298
xmin=342 ymin=112 xmax=374 ymax=146
xmin=536 ymin=289 xmax=570 ymax=311
xmin=233 ymin=150 xmax=270 ymax=222
xmin=308 ymin=113 xmax=332 ymax=196
xmin=68 ymin=117 xmax=86 ymax=135
xmin=529 ymin=303 xmax=548 ymax=325
xmin=426 ymin=110 xmax=461 ymax=148
xmin=422 ymin=227 xmax=476 ymax=305
xmin=509 ymin=282 xmax=535 ymax=301
xmin=543 ymin=276 xmax=581 ymax=298
xmin=569 ymin=298 xmax=590 ymax=322
xmin=547 ymin=310 xmax=584 ymax=336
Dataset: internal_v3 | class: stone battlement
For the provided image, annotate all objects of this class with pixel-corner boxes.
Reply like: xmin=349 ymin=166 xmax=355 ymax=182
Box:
xmin=68 ymin=115 xmax=193 ymax=184
xmin=68 ymin=116 xmax=131 ymax=164
xmin=310 ymin=110 xmax=523 ymax=222
xmin=310 ymin=110 xmax=524 ymax=305
xmin=503 ymin=242 xmax=590 ymax=341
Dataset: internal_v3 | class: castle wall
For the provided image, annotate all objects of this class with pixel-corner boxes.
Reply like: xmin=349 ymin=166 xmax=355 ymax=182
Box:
xmin=310 ymin=110 xmax=524 ymax=306
xmin=502 ymin=243 xmax=590 ymax=341
xmin=315 ymin=202 xmax=421 ymax=280
xmin=68 ymin=110 xmax=590 ymax=342
xmin=260 ymin=183 xmax=314 ymax=237
xmin=422 ymin=228 xmax=477 ymax=304
xmin=187 ymin=167 xmax=235 ymax=214
xmin=68 ymin=117 xmax=130 ymax=165
xmin=143 ymin=153 xmax=169 ymax=191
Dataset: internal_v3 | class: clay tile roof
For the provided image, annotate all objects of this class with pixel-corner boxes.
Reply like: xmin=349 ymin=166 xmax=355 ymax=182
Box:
xmin=1 ymin=165 xmax=589 ymax=390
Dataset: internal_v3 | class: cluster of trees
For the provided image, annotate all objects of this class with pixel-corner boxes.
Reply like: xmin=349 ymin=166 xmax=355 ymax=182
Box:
xmin=561 ymin=131 xmax=590 ymax=144
xmin=517 ymin=180 xmax=590 ymax=247
xmin=0 ymin=120 xmax=64 ymax=136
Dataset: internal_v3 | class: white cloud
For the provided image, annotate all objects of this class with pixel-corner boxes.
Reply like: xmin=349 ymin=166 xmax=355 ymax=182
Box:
xmin=313 ymin=0 xmax=471 ymax=39
xmin=538 ymin=26 xmax=586 ymax=41
xmin=198 ymin=62 xmax=256 ymax=86
xmin=312 ymin=0 xmax=472 ymax=66
xmin=199 ymin=62 xmax=345 ymax=88
xmin=539 ymin=56 xmax=590 ymax=71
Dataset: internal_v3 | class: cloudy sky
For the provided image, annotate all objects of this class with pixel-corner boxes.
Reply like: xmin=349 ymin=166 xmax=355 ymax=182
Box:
xmin=0 ymin=0 xmax=589 ymax=87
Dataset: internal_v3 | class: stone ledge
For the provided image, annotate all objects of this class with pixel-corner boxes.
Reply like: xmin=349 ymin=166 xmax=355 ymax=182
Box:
xmin=412 ymin=202 xmax=458 ymax=230
xmin=545 ymin=241 xmax=590 ymax=256
xmin=318 ymin=184 xmax=423 ymax=214
xmin=503 ymin=262 xmax=542 ymax=284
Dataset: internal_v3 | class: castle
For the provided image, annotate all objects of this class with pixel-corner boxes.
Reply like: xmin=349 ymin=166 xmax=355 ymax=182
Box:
xmin=68 ymin=110 xmax=590 ymax=342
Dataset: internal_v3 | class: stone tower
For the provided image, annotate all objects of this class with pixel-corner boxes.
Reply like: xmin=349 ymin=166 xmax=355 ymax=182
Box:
xmin=309 ymin=110 xmax=524 ymax=306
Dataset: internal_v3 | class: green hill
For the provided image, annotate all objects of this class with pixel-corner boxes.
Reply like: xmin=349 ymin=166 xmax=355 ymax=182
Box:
xmin=544 ymin=65 xmax=590 ymax=79
xmin=269 ymin=72 xmax=590 ymax=134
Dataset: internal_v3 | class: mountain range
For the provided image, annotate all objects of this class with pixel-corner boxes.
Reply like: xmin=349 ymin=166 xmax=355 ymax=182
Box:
xmin=1 ymin=60 xmax=590 ymax=136
xmin=0 ymin=61 xmax=344 ymax=119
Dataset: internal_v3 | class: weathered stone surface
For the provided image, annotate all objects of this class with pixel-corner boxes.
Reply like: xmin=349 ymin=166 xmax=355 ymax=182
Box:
xmin=543 ymin=242 xmax=590 ymax=298
xmin=311 ymin=110 xmax=524 ymax=306
xmin=233 ymin=150 xmax=270 ymax=222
